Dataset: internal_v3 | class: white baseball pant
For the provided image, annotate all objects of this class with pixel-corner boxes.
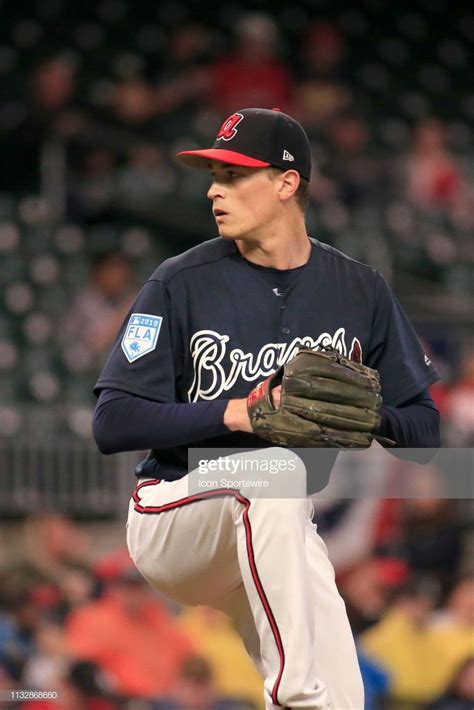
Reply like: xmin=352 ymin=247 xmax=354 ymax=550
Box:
xmin=126 ymin=449 xmax=364 ymax=709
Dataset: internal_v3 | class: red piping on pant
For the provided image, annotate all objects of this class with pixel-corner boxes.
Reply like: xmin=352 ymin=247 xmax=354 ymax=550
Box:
xmin=132 ymin=479 xmax=286 ymax=706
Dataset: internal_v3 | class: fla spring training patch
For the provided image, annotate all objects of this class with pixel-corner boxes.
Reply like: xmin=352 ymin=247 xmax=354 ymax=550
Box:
xmin=121 ymin=313 xmax=163 ymax=363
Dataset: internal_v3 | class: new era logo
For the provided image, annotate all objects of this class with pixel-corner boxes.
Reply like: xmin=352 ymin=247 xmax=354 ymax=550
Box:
xmin=282 ymin=150 xmax=294 ymax=161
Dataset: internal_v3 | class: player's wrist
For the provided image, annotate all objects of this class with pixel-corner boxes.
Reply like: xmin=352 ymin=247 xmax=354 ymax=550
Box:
xmin=223 ymin=398 xmax=252 ymax=432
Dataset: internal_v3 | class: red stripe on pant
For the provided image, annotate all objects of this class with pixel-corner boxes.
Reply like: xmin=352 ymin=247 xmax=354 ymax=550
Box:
xmin=132 ymin=479 xmax=286 ymax=706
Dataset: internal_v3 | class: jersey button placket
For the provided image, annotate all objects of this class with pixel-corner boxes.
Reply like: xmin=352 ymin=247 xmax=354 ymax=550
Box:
xmin=276 ymin=294 xmax=290 ymax=339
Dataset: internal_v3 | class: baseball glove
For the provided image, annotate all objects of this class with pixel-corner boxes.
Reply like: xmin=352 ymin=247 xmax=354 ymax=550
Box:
xmin=247 ymin=348 xmax=390 ymax=448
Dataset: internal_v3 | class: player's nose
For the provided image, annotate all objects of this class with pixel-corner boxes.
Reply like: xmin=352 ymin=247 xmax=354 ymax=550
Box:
xmin=207 ymin=180 xmax=224 ymax=201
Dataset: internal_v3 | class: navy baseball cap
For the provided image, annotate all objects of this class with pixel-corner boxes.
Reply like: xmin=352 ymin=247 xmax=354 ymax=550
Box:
xmin=177 ymin=107 xmax=312 ymax=181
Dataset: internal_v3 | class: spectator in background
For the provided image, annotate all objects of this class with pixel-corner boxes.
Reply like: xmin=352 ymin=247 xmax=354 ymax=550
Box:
xmin=444 ymin=350 xmax=474 ymax=445
xmin=1 ymin=513 xmax=91 ymax=588
xmin=177 ymin=606 xmax=263 ymax=708
xmin=71 ymin=148 xmax=119 ymax=221
xmin=67 ymin=659 xmax=122 ymax=709
xmin=0 ymin=658 xmax=19 ymax=695
xmin=61 ymin=252 xmax=135 ymax=370
xmin=21 ymin=620 xmax=72 ymax=691
xmin=152 ymin=655 xmax=257 ymax=710
xmin=429 ymin=576 xmax=474 ymax=685
xmin=66 ymin=567 xmax=195 ymax=700
xmin=338 ymin=556 xmax=407 ymax=635
xmin=374 ymin=464 xmax=464 ymax=594
xmin=442 ymin=576 xmax=474 ymax=629
xmin=356 ymin=646 xmax=390 ymax=710
xmin=428 ymin=657 xmax=474 ymax=710
xmin=323 ymin=112 xmax=384 ymax=208
xmin=299 ymin=21 xmax=348 ymax=84
xmin=360 ymin=574 xmax=462 ymax=706
xmin=6 ymin=55 xmax=80 ymax=192
xmin=0 ymin=658 xmax=23 ymax=710
xmin=92 ymin=545 xmax=137 ymax=586
xmin=53 ymin=566 xmax=100 ymax=624
xmin=67 ymin=75 xmax=160 ymax=171
xmin=153 ymin=23 xmax=214 ymax=141
xmin=0 ymin=586 xmax=41 ymax=684
xmin=21 ymin=659 xmax=122 ymax=710
xmin=210 ymin=13 xmax=293 ymax=115
xmin=294 ymin=22 xmax=351 ymax=136
xmin=117 ymin=145 xmax=176 ymax=213
xmin=29 ymin=56 xmax=78 ymax=115
xmin=403 ymin=118 xmax=464 ymax=213
xmin=109 ymin=77 xmax=158 ymax=135
xmin=398 ymin=498 xmax=463 ymax=592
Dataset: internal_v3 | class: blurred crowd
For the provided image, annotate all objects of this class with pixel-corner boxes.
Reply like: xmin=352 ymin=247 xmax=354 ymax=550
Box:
xmin=0 ymin=505 xmax=472 ymax=710
xmin=1 ymin=5 xmax=473 ymax=296
xmin=4 ymin=14 xmax=474 ymax=220
xmin=0 ymin=513 xmax=262 ymax=710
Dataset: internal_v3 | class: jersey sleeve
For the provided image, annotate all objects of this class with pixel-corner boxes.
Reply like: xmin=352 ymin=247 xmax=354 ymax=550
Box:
xmin=365 ymin=272 xmax=440 ymax=406
xmin=94 ymin=279 xmax=177 ymax=402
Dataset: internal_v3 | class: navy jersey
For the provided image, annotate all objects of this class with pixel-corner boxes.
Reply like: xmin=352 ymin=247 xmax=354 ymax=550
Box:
xmin=95 ymin=238 xmax=439 ymax=478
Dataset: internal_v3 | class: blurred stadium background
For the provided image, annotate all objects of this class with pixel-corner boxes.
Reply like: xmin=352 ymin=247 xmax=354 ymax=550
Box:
xmin=0 ymin=1 xmax=473 ymax=708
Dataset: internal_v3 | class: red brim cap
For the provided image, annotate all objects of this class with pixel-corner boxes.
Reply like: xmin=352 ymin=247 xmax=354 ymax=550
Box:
xmin=176 ymin=148 xmax=271 ymax=170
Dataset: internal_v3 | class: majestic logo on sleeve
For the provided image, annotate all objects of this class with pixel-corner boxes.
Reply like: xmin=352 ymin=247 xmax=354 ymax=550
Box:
xmin=187 ymin=327 xmax=362 ymax=401
xmin=216 ymin=112 xmax=244 ymax=141
xmin=122 ymin=313 xmax=162 ymax=363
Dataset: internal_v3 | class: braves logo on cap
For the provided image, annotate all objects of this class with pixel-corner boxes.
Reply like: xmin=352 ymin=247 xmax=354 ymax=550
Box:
xmin=216 ymin=112 xmax=244 ymax=141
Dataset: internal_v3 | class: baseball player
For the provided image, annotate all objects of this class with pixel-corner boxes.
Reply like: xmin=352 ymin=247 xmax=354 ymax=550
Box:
xmin=93 ymin=108 xmax=441 ymax=709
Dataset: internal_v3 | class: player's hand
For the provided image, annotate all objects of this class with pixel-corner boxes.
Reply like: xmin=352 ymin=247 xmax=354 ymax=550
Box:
xmin=224 ymin=398 xmax=253 ymax=432
xmin=224 ymin=386 xmax=281 ymax=433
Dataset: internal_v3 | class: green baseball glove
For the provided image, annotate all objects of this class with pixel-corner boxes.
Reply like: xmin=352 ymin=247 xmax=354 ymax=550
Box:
xmin=247 ymin=347 xmax=391 ymax=448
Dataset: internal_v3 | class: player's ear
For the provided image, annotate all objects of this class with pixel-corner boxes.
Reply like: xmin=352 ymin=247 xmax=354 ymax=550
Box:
xmin=277 ymin=170 xmax=300 ymax=203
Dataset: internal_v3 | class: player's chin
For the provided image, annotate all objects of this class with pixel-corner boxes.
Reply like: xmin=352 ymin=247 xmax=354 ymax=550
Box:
xmin=216 ymin=223 xmax=236 ymax=239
